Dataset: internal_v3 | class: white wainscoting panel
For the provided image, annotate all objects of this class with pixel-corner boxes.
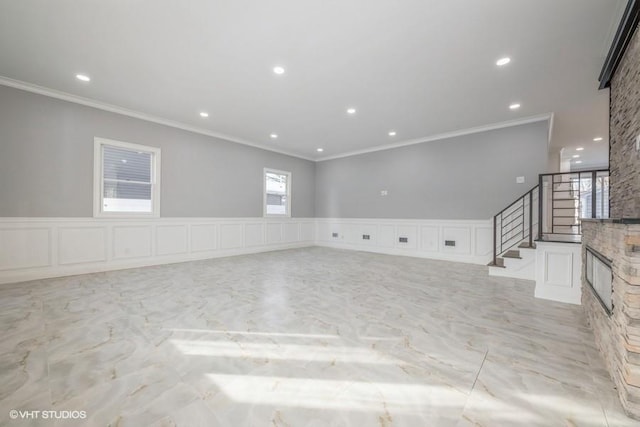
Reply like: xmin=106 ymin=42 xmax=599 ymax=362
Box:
xmin=0 ymin=218 xmax=315 ymax=285
xmin=156 ymin=225 xmax=188 ymax=256
xmin=535 ymin=241 xmax=582 ymax=305
xmin=0 ymin=228 xmax=51 ymax=270
xmin=191 ymin=224 xmax=217 ymax=253
xmin=113 ymin=226 xmax=152 ymax=260
xmin=315 ymin=219 xmax=492 ymax=264
xmin=244 ymin=223 xmax=265 ymax=247
xmin=283 ymin=222 xmax=299 ymax=243
xmin=58 ymin=227 xmax=106 ymax=265
xmin=219 ymin=224 xmax=244 ymax=250
xmin=266 ymin=223 xmax=283 ymax=244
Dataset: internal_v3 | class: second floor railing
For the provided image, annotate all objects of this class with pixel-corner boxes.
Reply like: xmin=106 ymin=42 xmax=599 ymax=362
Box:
xmin=538 ymin=169 xmax=610 ymax=241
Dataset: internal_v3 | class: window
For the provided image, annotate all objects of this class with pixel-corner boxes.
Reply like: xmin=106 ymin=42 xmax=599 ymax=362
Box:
xmin=264 ymin=168 xmax=291 ymax=216
xmin=93 ymin=137 xmax=161 ymax=217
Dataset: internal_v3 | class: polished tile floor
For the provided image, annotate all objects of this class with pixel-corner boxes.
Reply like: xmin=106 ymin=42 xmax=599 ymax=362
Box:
xmin=0 ymin=247 xmax=637 ymax=426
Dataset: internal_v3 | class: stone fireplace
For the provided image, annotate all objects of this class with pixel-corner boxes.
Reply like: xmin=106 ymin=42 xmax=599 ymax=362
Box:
xmin=582 ymin=8 xmax=640 ymax=420
xmin=582 ymin=220 xmax=640 ymax=417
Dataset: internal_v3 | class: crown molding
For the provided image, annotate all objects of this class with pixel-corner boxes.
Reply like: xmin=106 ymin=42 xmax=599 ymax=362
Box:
xmin=0 ymin=76 xmax=315 ymax=162
xmin=315 ymin=113 xmax=553 ymax=162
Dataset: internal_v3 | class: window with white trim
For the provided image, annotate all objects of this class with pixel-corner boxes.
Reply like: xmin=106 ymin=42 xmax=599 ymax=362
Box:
xmin=94 ymin=138 xmax=161 ymax=217
xmin=264 ymin=168 xmax=291 ymax=216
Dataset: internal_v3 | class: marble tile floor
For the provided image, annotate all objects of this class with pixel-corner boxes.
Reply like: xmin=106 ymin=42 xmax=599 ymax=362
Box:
xmin=0 ymin=247 xmax=637 ymax=427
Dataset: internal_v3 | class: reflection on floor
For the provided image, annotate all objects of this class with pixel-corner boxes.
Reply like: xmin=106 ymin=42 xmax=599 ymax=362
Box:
xmin=0 ymin=247 xmax=635 ymax=426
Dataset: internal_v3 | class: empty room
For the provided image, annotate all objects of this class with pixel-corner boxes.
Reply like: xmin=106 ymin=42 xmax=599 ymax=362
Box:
xmin=2 ymin=0 xmax=640 ymax=426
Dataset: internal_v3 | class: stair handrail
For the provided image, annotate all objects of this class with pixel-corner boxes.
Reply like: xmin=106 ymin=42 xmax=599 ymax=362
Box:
xmin=492 ymin=185 xmax=539 ymax=266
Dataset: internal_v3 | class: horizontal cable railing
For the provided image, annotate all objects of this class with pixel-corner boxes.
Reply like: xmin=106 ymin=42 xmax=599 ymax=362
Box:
xmin=492 ymin=185 xmax=539 ymax=266
xmin=538 ymin=169 xmax=609 ymax=242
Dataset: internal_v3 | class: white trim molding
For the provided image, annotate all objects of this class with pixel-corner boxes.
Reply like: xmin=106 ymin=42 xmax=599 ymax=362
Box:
xmin=0 ymin=217 xmax=315 ymax=285
xmin=315 ymin=218 xmax=493 ymax=265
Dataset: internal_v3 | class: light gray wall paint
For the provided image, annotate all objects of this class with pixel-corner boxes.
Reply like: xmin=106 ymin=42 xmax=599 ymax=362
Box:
xmin=315 ymin=121 xmax=549 ymax=219
xmin=0 ymin=85 xmax=315 ymax=217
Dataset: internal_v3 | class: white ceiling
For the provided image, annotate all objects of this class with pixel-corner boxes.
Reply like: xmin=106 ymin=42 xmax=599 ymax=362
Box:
xmin=0 ymin=0 xmax=626 ymax=161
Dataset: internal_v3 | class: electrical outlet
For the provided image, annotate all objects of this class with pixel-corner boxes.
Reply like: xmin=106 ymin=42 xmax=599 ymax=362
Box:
xmin=362 ymin=234 xmax=370 ymax=240
xmin=516 ymin=176 xmax=525 ymax=184
xmin=380 ymin=190 xmax=388 ymax=196
xmin=399 ymin=237 xmax=408 ymax=243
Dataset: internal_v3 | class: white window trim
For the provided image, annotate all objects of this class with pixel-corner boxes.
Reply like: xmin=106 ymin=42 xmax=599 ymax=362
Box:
xmin=263 ymin=167 xmax=292 ymax=218
xmin=93 ymin=137 xmax=161 ymax=218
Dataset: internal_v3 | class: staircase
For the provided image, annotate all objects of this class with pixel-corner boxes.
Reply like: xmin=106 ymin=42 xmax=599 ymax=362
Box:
xmin=488 ymin=169 xmax=609 ymax=280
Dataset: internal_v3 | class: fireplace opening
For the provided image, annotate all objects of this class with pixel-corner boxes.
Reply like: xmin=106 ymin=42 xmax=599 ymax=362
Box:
xmin=585 ymin=246 xmax=613 ymax=315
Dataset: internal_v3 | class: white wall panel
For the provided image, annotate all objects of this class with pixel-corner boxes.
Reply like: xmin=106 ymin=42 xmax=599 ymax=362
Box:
xmin=58 ymin=227 xmax=106 ymax=265
xmin=442 ymin=227 xmax=471 ymax=255
xmin=535 ymin=241 xmax=582 ymax=305
xmin=420 ymin=226 xmax=439 ymax=252
xmin=395 ymin=225 xmax=418 ymax=249
xmin=0 ymin=228 xmax=50 ymax=270
xmin=474 ymin=227 xmax=493 ymax=257
xmin=191 ymin=224 xmax=217 ymax=253
xmin=300 ymin=222 xmax=314 ymax=242
xmin=266 ymin=223 xmax=282 ymax=244
xmin=156 ymin=225 xmax=188 ymax=256
xmin=244 ymin=223 xmax=265 ymax=247
xmin=283 ymin=223 xmax=299 ymax=243
xmin=113 ymin=226 xmax=152 ymax=259
xmin=378 ymin=225 xmax=396 ymax=248
xmin=315 ymin=219 xmax=492 ymax=264
xmin=219 ymin=224 xmax=243 ymax=249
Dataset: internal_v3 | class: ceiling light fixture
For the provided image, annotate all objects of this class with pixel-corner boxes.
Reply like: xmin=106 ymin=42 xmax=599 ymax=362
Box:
xmin=576 ymin=147 xmax=584 ymax=151
xmin=572 ymin=155 xmax=580 ymax=158
xmin=593 ymin=137 xmax=603 ymax=142
xmin=347 ymin=108 xmax=356 ymax=114
xmin=316 ymin=148 xmax=324 ymax=152
xmin=199 ymin=112 xmax=209 ymax=118
xmin=575 ymin=160 xmax=583 ymax=164
xmin=496 ymin=57 xmax=511 ymax=66
xmin=270 ymin=133 xmax=278 ymax=139
xmin=388 ymin=131 xmax=397 ymax=137
xmin=509 ymin=103 xmax=521 ymax=110
xmin=273 ymin=66 xmax=285 ymax=75
xmin=76 ymin=74 xmax=90 ymax=82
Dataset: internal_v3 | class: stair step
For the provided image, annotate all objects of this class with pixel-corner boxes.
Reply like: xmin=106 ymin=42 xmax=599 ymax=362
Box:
xmin=518 ymin=242 xmax=537 ymax=249
xmin=487 ymin=258 xmax=505 ymax=268
xmin=503 ymin=250 xmax=522 ymax=259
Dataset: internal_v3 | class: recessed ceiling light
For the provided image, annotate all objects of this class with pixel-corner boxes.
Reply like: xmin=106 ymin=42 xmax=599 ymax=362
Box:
xmin=270 ymin=133 xmax=278 ymax=139
xmin=593 ymin=137 xmax=603 ymax=142
xmin=388 ymin=131 xmax=397 ymax=137
xmin=576 ymin=147 xmax=584 ymax=151
xmin=572 ymin=154 xmax=580 ymax=158
xmin=76 ymin=74 xmax=90 ymax=82
xmin=273 ymin=66 xmax=285 ymax=75
xmin=199 ymin=112 xmax=209 ymax=118
xmin=316 ymin=148 xmax=324 ymax=152
xmin=496 ymin=57 xmax=511 ymax=66
xmin=575 ymin=160 xmax=583 ymax=164
xmin=509 ymin=103 xmax=521 ymax=110
xmin=347 ymin=108 xmax=356 ymax=115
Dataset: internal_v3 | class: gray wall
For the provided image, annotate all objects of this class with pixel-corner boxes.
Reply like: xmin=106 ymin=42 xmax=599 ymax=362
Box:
xmin=315 ymin=121 xmax=549 ymax=219
xmin=0 ymin=85 xmax=315 ymax=217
